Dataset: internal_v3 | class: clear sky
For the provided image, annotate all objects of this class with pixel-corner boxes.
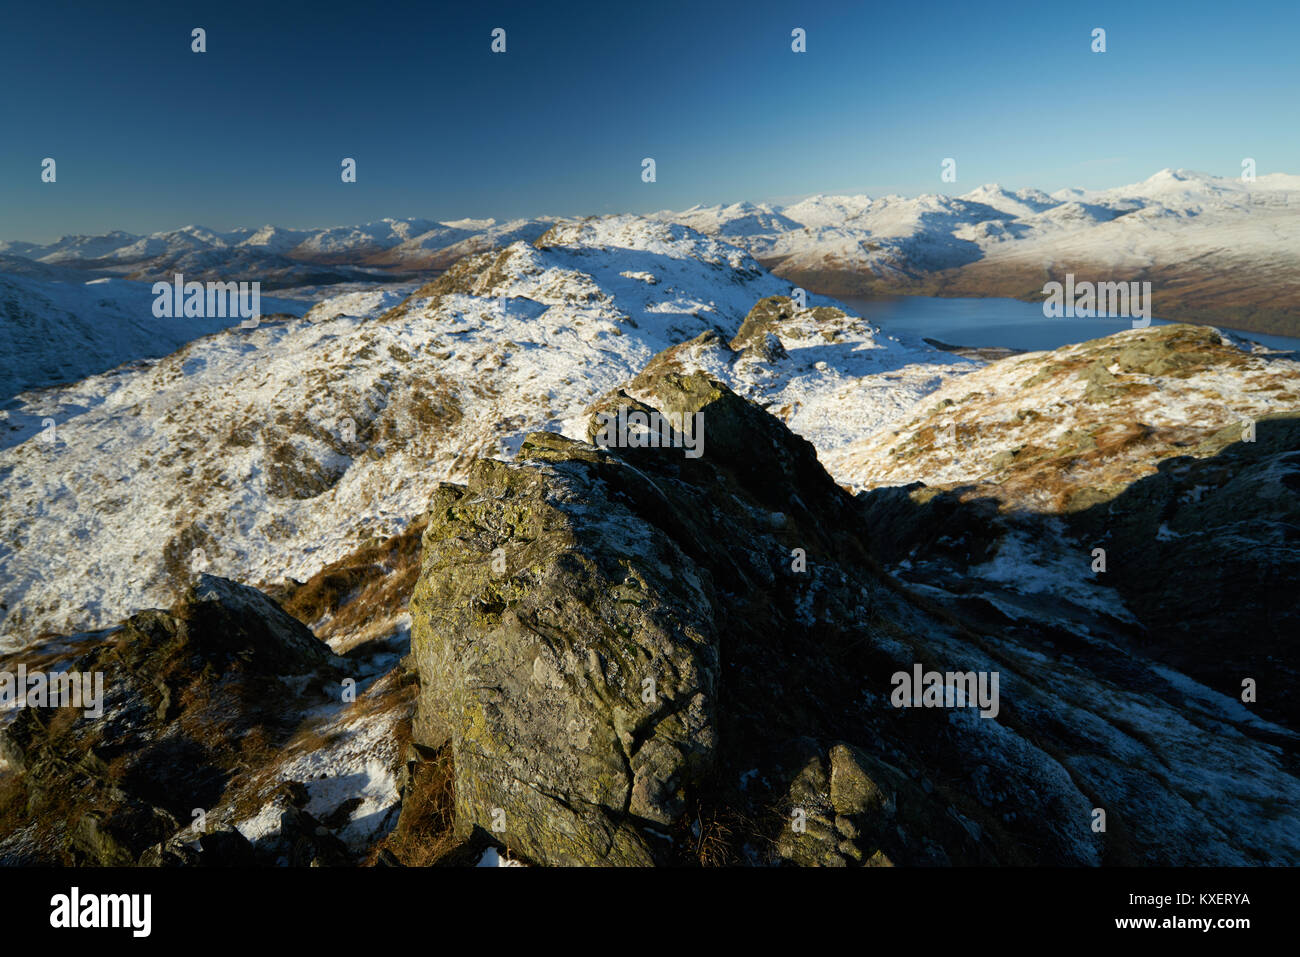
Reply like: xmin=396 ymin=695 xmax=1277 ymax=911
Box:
xmin=2 ymin=0 xmax=1296 ymax=241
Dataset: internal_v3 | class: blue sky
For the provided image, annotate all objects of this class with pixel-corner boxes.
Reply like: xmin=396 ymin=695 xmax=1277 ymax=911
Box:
xmin=2 ymin=0 xmax=1296 ymax=241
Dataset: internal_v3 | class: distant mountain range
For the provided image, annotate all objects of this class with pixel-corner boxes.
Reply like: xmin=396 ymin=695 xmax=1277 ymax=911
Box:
xmin=651 ymin=169 xmax=1300 ymax=337
xmin=4 ymin=168 xmax=1296 ymax=335
xmin=0 ymin=218 xmax=557 ymax=288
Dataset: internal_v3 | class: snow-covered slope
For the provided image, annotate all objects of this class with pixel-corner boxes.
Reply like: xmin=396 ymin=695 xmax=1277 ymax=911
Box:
xmin=0 ymin=274 xmax=310 ymax=401
xmin=4 ymin=202 xmax=1293 ymax=644
xmin=0 ymin=216 xmax=967 ymax=645
xmin=827 ymin=323 xmax=1300 ymax=496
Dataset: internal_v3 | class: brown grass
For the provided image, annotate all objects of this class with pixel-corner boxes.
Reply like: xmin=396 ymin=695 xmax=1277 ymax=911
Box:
xmin=274 ymin=517 xmax=427 ymax=651
xmin=367 ymin=744 xmax=457 ymax=867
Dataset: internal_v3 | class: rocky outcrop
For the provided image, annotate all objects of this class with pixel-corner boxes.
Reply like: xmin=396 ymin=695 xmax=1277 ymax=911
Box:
xmin=0 ymin=576 xmax=346 ymax=865
xmin=404 ymin=371 xmax=1025 ymax=865
xmin=1067 ymin=414 xmax=1300 ymax=727
xmin=405 ymin=359 xmax=1300 ymax=866
xmin=409 ymin=434 xmax=721 ymax=865
xmin=830 ymin=324 xmax=1300 ymax=504
xmin=406 ymin=369 xmax=935 ymax=865
xmin=847 ymin=324 xmax=1300 ymax=728
xmin=728 ymin=295 xmax=845 ymax=361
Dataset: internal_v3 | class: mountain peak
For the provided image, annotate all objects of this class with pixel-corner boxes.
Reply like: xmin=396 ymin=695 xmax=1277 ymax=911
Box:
xmin=1138 ymin=168 xmax=1220 ymax=188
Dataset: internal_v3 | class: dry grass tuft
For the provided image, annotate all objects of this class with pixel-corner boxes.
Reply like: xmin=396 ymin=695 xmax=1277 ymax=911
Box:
xmin=368 ymin=744 xmax=457 ymax=867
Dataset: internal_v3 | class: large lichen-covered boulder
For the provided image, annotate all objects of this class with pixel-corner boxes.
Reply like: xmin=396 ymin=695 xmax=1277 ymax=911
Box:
xmin=409 ymin=434 xmax=721 ymax=866
xmin=408 ymin=370 xmax=1083 ymax=866
xmin=408 ymin=366 xmax=868 ymax=865
xmin=408 ymin=370 xmax=940 ymax=866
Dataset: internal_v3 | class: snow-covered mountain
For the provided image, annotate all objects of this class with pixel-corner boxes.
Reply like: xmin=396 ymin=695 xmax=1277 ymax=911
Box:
xmin=7 ymin=168 xmax=1294 ymax=336
xmin=0 ymin=217 xmax=557 ymax=286
xmin=1 ymin=230 xmax=141 ymax=263
xmin=658 ymin=169 xmax=1300 ymax=261
xmin=653 ymin=169 xmax=1300 ymax=337
xmin=0 ymin=216 xmax=972 ymax=645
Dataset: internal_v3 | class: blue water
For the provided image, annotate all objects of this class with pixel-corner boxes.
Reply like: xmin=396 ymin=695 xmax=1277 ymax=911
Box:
xmin=835 ymin=295 xmax=1300 ymax=354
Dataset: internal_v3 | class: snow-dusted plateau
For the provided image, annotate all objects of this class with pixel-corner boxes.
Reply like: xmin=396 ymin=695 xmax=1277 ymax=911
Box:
xmin=1 ymin=174 xmax=1298 ymax=867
